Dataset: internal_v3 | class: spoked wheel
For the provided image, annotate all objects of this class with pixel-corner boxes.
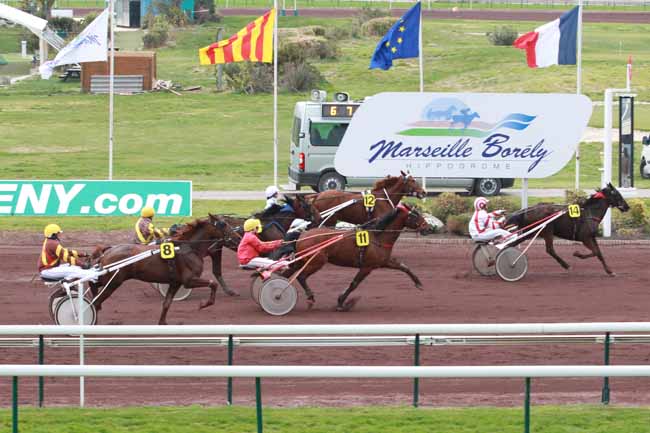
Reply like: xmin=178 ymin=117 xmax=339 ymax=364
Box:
xmin=53 ymin=294 xmax=97 ymax=326
xmin=153 ymin=283 xmax=193 ymax=301
xmin=495 ymin=247 xmax=529 ymax=282
xmin=249 ymin=273 xmax=265 ymax=306
xmin=472 ymin=244 xmax=498 ymax=276
xmin=259 ymin=277 xmax=298 ymax=316
xmin=48 ymin=288 xmax=67 ymax=323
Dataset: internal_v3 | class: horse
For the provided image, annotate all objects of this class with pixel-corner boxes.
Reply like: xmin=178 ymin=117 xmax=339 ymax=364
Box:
xmin=450 ymin=108 xmax=479 ymax=129
xmin=284 ymin=203 xmax=429 ymax=311
xmin=89 ymin=214 xmax=241 ymax=325
xmin=504 ymin=183 xmax=630 ymax=276
xmin=307 ymin=171 xmax=426 ymax=227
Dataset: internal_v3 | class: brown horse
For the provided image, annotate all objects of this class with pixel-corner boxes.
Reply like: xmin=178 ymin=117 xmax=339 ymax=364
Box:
xmin=89 ymin=214 xmax=240 ymax=324
xmin=307 ymin=171 xmax=426 ymax=227
xmin=504 ymin=183 xmax=630 ymax=275
xmin=284 ymin=203 xmax=428 ymax=311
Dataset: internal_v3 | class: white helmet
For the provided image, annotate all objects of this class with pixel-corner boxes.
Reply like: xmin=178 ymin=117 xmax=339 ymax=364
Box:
xmin=288 ymin=218 xmax=309 ymax=233
xmin=265 ymin=185 xmax=279 ymax=199
xmin=474 ymin=197 xmax=489 ymax=211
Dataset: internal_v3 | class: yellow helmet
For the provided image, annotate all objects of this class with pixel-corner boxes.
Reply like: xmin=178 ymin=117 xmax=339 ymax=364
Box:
xmin=44 ymin=223 xmax=62 ymax=238
xmin=140 ymin=206 xmax=155 ymax=218
xmin=243 ymin=218 xmax=262 ymax=233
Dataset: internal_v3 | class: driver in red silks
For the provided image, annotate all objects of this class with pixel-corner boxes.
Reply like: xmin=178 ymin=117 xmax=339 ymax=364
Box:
xmin=237 ymin=218 xmax=283 ymax=269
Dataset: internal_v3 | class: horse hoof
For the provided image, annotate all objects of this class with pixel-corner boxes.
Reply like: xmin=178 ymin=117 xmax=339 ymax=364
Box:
xmin=224 ymin=290 xmax=240 ymax=297
xmin=306 ymin=297 xmax=315 ymax=310
xmin=336 ymin=297 xmax=359 ymax=312
xmin=608 ymin=272 xmax=616 ymax=277
xmin=415 ymin=283 xmax=424 ymax=291
xmin=199 ymin=301 xmax=213 ymax=310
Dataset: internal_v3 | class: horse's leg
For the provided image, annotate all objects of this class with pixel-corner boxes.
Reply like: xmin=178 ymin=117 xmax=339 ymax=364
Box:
xmin=182 ymin=277 xmax=221 ymax=309
xmin=383 ymin=258 xmax=423 ymax=290
xmin=337 ymin=268 xmax=372 ymax=312
xmin=91 ymin=273 xmax=124 ymax=311
xmin=578 ymin=237 xmax=615 ymax=276
xmin=210 ymin=249 xmax=239 ymax=297
xmin=296 ymin=274 xmax=316 ymax=309
xmin=159 ymin=282 xmax=182 ymax=325
xmin=283 ymin=253 xmax=326 ymax=307
xmin=543 ymin=232 xmax=570 ymax=270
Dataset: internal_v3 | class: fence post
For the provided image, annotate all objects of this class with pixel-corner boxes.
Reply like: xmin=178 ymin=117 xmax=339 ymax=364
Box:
xmin=413 ymin=333 xmax=420 ymax=407
xmin=601 ymin=332 xmax=611 ymax=405
xmin=255 ymin=377 xmax=263 ymax=433
xmin=227 ymin=334 xmax=234 ymax=405
xmin=524 ymin=377 xmax=530 ymax=433
xmin=12 ymin=376 xmax=18 ymax=433
xmin=38 ymin=335 xmax=44 ymax=408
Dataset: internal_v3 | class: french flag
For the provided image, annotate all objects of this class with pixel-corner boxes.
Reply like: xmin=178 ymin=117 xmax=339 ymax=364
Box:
xmin=513 ymin=6 xmax=580 ymax=68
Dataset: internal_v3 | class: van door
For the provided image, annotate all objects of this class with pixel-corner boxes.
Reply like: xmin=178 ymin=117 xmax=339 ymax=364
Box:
xmin=305 ymin=121 xmax=348 ymax=175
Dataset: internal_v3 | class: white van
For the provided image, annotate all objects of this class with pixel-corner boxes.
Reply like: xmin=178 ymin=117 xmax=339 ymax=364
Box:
xmin=287 ymin=91 xmax=514 ymax=195
xmin=640 ymin=135 xmax=650 ymax=179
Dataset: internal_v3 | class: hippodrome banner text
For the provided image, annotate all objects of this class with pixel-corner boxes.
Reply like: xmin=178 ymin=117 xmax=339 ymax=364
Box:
xmin=335 ymin=92 xmax=593 ymax=178
xmin=0 ymin=181 xmax=192 ymax=216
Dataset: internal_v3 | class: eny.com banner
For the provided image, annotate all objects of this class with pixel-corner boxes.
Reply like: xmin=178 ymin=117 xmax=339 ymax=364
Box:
xmin=0 ymin=181 xmax=192 ymax=216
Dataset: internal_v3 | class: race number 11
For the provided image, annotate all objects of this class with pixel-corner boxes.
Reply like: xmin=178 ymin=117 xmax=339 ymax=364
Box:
xmin=568 ymin=204 xmax=581 ymax=218
xmin=356 ymin=230 xmax=370 ymax=247
xmin=160 ymin=242 xmax=175 ymax=259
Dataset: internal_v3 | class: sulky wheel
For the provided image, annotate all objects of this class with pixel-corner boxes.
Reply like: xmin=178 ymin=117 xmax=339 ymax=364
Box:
xmin=495 ymin=247 xmax=529 ymax=282
xmin=472 ymin=244 xmax=498 ymax=276
xmin=259 ymin=277 xmax=298 ymax=316
xmin=153 ymin=283 xmax=193 ymax=301
xmin=249 ymin=273 xmax=265 ymax=306
xmin=48 ymin=288 xmax=68 ymax=324
xmin=53 ymin=294 xmax=97 ymax=326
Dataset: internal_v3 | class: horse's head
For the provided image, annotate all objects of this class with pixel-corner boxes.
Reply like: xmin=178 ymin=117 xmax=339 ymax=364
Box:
xmin=208 ymin=213 xmax=242 ymax=250
xmin=398 ymin=203 xmax=428 ymax=231
xmin=400 ymin=170 xmax=426 ymax=199
xmin=601 ymin=182 xmax=630 ymax=212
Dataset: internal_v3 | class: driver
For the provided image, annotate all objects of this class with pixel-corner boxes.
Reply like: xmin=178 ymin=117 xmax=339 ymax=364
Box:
xmin=468 ymin=197 xmax=510 ymax=242
xmin=134 ymin=206 xmax=169 ymax=245
xmin=237 ymin=218 xmax=283 ymax=268
xmin=39 ymin=224 xmax=97 ymax=281
xmin=264 ymin=185 xmax=284 ymax=212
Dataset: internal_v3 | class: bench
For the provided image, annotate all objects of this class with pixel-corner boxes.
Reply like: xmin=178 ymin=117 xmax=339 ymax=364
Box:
xmin=59 ymin=66 xmax=81 ymax=82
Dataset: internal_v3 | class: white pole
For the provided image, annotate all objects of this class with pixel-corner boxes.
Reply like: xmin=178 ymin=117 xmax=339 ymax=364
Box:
xmin=574 ymin=0 xmax=583 ymax=191
xmin=108 ymin=0 xmax=115 ymax=180
xmin=77 ymin=283 xmax=85 ymax=407
xmin=626 ymin=56 xmax=632 ymax=91
xmin=418 ymin=2 xmax=426 ymax=196
xmin=603 ymin=89 xmax=613 ymax=237
xmin=273 ymin=5 xmax=278 ymax=188
xmin=521 ymin=178 xmax=528 ymax=208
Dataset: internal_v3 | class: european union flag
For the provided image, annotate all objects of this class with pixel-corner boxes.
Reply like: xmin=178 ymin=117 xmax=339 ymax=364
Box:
xmin=369 ymin=2 xmax=421 ymax=70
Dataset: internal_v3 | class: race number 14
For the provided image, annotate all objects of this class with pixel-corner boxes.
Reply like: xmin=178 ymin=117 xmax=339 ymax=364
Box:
xmin=160 ymin=242 xmax=175 ymax=259
xmin=568 ymin=204 xmax=581 ymax=218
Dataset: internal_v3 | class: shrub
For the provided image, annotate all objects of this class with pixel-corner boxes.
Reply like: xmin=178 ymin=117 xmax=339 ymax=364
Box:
xmin=361 ymin=16 xmax=396 ymax=37
xmin=325 ymin=26 xmax=351 ymax=41
xmin=428 ymin=192 xmax=470 ymax=223
xmin=309 ymin=26 xmax=326 ymax=37
xmin=446 ymin=213 xmax=471 ymax=236
xmin=194 ymin=0 xmax=222 ymax=24
xmin=48 ymin=17 xmax=78 ymax=37
xmin=486 ymin=26 xmax=518 ymax=46
xmin=485 ymin=196 xmax=519 ymax=214
xmin=81 ymin=12 xmax=98 ymax=29
xmin=281 ymin=61 xmax=323 ymax=92
xmin=565 ymin=189 xmax=588 ymax=205
xmin=354 ymin=4 xmax=390 ymax=25
xmin=224 ymin=63 xmax=273 ymax=94
xmin=143 ymin=16 xmax=170 ymax=48
xmin=278 ymin=37 xmax=338 ymax=64
xmin=626 ymin=199 xmax=648 ymax=227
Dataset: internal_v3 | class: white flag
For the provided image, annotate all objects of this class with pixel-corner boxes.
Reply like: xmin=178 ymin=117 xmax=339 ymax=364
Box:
xmin=39 ymin=8 xmax=109 ymax=79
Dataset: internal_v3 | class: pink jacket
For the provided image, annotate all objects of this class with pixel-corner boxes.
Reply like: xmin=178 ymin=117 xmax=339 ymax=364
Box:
xmin=237 ymin=231 xmax=282 ymax=265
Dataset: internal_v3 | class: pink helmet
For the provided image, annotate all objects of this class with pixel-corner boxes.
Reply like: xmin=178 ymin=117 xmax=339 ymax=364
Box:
xmin=474 ymin=197 xmax=488 ymax=211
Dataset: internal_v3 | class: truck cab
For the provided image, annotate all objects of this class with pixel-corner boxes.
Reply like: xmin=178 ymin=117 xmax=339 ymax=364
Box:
xmin=288 ymin=90 xmax=514 ymax=195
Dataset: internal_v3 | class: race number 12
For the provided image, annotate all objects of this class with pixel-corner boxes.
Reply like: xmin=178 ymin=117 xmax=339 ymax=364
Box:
xmin=363 ymin=194 xmax=376 ymax=208
xmin=160 ymin=242 xmax=175 ymax=259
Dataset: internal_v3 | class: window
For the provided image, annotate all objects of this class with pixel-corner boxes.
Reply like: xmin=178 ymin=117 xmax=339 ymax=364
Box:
xmin=309 ymin=122 xmax=348 ymax=147
xmin=291 ymin=117 xmax=301 ymax=147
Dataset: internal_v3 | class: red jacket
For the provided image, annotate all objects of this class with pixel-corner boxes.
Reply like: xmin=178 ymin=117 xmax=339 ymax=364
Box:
xmin=237 ymin=232 xmax=282 ymax=265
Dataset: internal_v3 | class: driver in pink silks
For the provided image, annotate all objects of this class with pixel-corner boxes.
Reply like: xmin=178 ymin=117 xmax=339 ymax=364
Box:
xmin=237 ymin=218 xmax=284 ymax=269
xmin=468 ymin=197 xmax=510 ymax=242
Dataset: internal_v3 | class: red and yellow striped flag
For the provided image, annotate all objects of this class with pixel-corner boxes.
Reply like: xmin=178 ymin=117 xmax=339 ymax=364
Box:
xmin=198 ymin=9 xmax=276 ymax=65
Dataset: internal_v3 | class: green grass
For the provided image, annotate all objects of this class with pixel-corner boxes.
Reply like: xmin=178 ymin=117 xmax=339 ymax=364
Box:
xmin=1 ymin=17 xmax=649 ymax=196
xmin=1 ymin=405 xmax=650 ymax=433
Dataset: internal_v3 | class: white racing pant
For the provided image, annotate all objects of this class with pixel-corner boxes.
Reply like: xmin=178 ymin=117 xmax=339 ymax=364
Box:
xmin=40 ymin=264 xmax=98 ymax=282
xmin=247 ymin=257 xmax=278 ymax=269
xmin=471 ymin=228 xmax=511 ymax=243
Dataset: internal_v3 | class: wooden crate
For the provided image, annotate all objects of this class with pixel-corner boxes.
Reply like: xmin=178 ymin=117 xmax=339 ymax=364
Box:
xmin=81 ymin=51 xmax=156 ymax=92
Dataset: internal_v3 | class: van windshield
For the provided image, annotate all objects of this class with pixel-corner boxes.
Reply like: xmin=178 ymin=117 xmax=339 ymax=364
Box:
xmin=310 ymin=122 xmax=348 ymax=147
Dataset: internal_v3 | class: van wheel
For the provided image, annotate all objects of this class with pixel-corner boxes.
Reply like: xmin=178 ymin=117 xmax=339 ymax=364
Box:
xmin=641 ymin=159 xmax=650 ymax=179
xmin=474 ymin=178 xmax=501 ymax=196
xmin=317 ymin=172 xmax=346 ymax=192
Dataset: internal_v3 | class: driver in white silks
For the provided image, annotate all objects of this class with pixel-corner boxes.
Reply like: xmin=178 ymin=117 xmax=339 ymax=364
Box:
xmin=264 ymin=185 xmax=284 ymax=211
xmin=468 ymin=197 xmax=510 ymax=242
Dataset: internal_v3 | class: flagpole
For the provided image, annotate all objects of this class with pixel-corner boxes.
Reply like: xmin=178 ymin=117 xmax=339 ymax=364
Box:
xmin=108 ymin=0 xmax=115 ymax=180
xmin=418 ymin=2 xmax=426 ymax=195
xmin=574 ymin=0 xmax=583 ymax=191
xmin=273 ymin=5 xmax=278 ymax=189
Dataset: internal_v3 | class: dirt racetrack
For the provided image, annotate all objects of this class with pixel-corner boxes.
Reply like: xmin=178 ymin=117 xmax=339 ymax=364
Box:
xmin=1 ymin=231 xmax=649 ymax=408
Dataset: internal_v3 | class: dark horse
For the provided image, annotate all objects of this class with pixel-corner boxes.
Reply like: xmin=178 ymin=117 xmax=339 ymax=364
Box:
xmin=504 ymin=183 xmax=630 ymax=275
xmin=284 ymin=203 xmax=428 ymax=310
xmin=90 ymin=214 xmax=240 ymax=324
xmin=307 ymin=171 xmax=426 ymax=227
xmin=206 ymin=194 xmax=322 ymax=294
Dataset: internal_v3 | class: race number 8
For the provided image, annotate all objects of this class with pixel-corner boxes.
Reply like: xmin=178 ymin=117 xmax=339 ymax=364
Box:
xmin=568 ymin=204 xmax=581 ymax=218
xmin=160 ymin=242 xmax=175 ymax=259
xmin=356 ymin=230 xmax=370 ymax=247
xmin=363 ymin=194 xmax=376 ymax=208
